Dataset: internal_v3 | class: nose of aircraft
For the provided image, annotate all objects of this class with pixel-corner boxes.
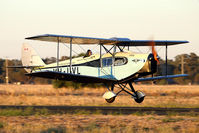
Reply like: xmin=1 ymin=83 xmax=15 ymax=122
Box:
xmin=148 ymin=53 xmax=158 ymax=73
xmin=148 ymin=40 xmax=160 ymax=63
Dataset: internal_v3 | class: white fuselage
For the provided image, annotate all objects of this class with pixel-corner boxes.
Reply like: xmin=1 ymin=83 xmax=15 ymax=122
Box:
xmin=33 ymin=51 xmax=151 ymax=81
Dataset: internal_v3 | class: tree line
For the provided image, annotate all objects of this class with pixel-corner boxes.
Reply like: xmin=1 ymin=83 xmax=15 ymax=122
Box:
xmin=0 ymin=52 xmax=198 ymax=87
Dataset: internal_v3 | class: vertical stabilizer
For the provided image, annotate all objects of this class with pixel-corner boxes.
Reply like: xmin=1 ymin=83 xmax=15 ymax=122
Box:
xmin=22 ymin=43 xmax=45 ymax=72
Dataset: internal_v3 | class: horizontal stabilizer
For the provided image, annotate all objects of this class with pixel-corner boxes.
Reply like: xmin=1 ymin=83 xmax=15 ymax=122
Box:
xmin=134 ymin=74 xmax=188 ymax=82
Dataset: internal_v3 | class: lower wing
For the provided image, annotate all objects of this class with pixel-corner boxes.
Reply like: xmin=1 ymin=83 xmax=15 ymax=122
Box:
xmin=25 ymin=71 xmax=188 ymax=84
xmin=134 ymin=74 xmax=188 ymax=82
xmin=26 ymin=71 xmax=116 ymax=83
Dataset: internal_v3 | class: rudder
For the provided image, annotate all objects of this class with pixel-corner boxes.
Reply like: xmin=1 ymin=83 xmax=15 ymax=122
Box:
xmin=22 ymin=43 xmax=45 ymax=72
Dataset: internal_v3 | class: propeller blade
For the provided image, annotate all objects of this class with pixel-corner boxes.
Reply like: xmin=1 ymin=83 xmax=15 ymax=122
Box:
xmin=148 ymin=40 xmax=159 ymax=63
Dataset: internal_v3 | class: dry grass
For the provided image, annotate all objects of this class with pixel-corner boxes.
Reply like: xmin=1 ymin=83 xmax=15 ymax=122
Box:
xmin=1 ymin=85 xmax=199 ymax=132
xmin=0 ymin=84 xmax=199 ymax=107
xmin=0 ymin=114 xmax=199 ymax=133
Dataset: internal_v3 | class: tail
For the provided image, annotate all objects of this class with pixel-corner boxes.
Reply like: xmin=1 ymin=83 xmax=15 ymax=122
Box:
xmin=22 ymin=43 xmax=46 ymax=72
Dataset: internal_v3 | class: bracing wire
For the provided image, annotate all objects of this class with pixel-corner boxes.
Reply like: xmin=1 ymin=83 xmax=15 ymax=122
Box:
xmin=93 ymin=44 xmax=100 ymax=53
xmin=61 ymin=43 xmax=90 ymax=61
xmin=146 ymin=46 xmax=164 ymax=54
xmin=62 ymin=43 xmax=79 ymax=55
xmin=157 ymin=46 xmax=163 ymax=53
xmin=78 ymin=44 xmax=87 ymax=53
xmin=135 ymin=46 xmax=143 ymax=53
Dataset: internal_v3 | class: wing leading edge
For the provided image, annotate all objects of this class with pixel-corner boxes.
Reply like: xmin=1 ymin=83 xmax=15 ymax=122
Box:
xmin=25 ymin=34 xmax=189 ymax=46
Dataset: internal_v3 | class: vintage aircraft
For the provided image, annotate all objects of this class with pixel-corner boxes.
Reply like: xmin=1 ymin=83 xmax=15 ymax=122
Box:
xmin=14 ymin=34 xmax=189 ymax=103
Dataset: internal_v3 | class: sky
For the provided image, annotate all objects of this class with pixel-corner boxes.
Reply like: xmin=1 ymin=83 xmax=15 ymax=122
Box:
xmin=0 ymin=0 xmax=199 ymax=60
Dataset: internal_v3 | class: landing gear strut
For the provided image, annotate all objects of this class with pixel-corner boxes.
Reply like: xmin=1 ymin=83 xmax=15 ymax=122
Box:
xmin=129 ymin=82 xmax=145 ymax=103
xmin=103 ymin=82 xmax=145 ymax=103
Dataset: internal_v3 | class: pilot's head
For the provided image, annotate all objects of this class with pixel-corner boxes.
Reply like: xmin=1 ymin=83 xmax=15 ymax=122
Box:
xmin=87 ymin=49 xmax=92 ymax=56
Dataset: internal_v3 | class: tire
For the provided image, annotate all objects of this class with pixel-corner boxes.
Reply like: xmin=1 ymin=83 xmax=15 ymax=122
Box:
xmin=135 ymin=97 xmax=144 ymax=103
xmin=105 ymin=97 xmax=116 ymax=103
xmin=134 ymin=91 xmax=145 ymax=103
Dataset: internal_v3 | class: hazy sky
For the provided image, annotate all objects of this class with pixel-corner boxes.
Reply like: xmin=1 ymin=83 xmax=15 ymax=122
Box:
xmin=0 ymin=0 xmax=199 ymax=59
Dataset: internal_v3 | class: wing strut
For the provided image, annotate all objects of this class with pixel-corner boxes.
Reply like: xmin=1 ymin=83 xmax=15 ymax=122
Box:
xmin=100 ymin=44 xmax=102 ymax=68
xmin=70 ymin=38 xmax=72 ymax=73
xmin=57 ymin=37 xmax=60 ymax=71
xmin=165 ymin=43 xmax=168 ymax=81
xmin=101 ymin=45 xmax=113 ymax=56
xmin=111 ymin=45 xmax=116 ymax=76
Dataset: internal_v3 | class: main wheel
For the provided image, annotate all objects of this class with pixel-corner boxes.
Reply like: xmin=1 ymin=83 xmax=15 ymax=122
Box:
xmin=135 ymin=97 xmax=144 ymax=103
xmin=134 ymin=91 xmax=145 ymax=103
xmin=105 ymin=97 xmax=115 ymax=103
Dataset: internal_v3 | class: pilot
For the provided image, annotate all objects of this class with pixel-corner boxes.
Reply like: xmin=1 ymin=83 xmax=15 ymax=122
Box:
xmin=84 ymin=49 xmax=92 ymax=58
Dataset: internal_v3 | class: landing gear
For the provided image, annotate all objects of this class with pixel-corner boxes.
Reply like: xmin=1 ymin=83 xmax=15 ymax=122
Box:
xmin=103 ymin=82 xmax=145 ymax=103
xmin=103 ymin=91 xmax=116 ymax=103
xmin=134 ymin=90 xmax=145 ymax=103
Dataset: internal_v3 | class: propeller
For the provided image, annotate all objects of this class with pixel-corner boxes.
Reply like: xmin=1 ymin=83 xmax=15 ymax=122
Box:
xmin=148 ymin=40 xmax=159 ymax=63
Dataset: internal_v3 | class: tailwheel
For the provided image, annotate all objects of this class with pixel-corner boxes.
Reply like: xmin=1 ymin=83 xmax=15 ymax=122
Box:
xmin=134 ymin=90 xmax=145 ymax=103
xmin=105 ymin=97 xmax=116 ymax=103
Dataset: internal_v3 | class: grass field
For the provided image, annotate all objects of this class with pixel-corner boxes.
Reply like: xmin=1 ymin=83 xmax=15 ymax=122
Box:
xmin=1 ymin=114 xmax=199 ymax=133
xmin=0 ymin=84 xmax=199 ymax=133
xmin=0 ymin=84 xmax=199 ymax=108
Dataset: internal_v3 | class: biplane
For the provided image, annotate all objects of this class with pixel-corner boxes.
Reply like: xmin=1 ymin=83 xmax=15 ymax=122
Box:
xmin=15 ymin=34 xmax=189 ymax=103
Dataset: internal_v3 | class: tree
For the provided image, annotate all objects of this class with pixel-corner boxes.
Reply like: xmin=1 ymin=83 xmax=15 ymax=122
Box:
xmin=0 ymin=52 xmax=198 ymax=85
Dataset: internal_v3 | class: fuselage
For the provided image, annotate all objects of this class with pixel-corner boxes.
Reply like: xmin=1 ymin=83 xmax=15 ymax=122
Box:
xmin=33 ymin=51 xmax=157 ymax=82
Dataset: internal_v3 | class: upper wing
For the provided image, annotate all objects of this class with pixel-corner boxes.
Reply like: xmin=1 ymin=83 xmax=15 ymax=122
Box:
xmin=25 ymin=34 xmax=189 ymax=46
xmin=26 ymin=34 xmax=117 ymax=45
xmin=26 ymin=71 xmax=117 ymax=83
xmin=117 ymin=40 xmax=189 ymax=46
